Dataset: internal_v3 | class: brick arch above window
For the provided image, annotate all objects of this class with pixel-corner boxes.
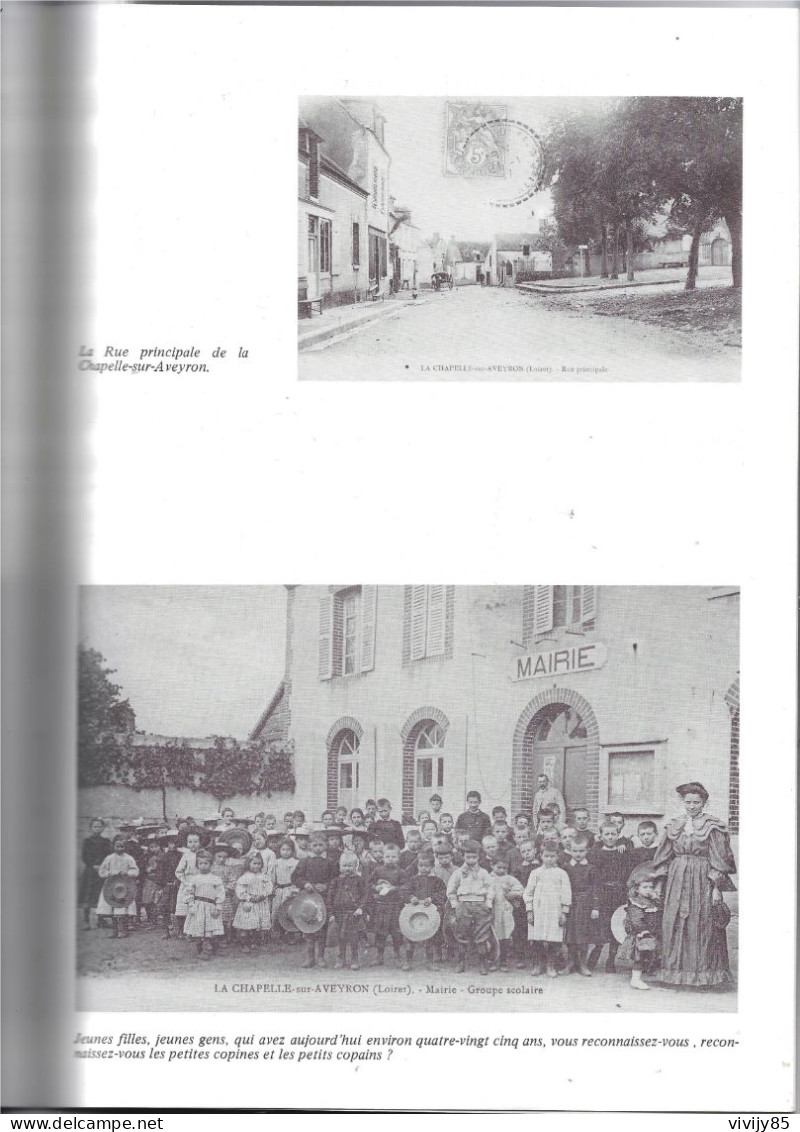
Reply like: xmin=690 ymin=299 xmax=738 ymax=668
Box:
xmin=400 ymin=706 xmax=450 ymax=744
xmin=325 ymin=716 xmax=364 ymax=749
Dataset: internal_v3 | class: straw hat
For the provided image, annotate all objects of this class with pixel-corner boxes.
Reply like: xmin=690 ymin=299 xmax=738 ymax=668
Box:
xmin=102 ymin=876 xmax=137 ymax=908
xmin=289 ymin=891 xmax=327 ymax=934
xmin=399 ymin=902 xmax=441 ymax=943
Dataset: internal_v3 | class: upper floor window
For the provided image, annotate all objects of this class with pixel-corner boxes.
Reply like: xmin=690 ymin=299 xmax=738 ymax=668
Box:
xmin=372 ymin=166 xmax=378 ymax=209
xmin=319 ymin=586 xmax=377 ymax=680
xmin=404 ymin=585 xmax=453 ymax=663
xmin=523 ymin=585 xmax=597 ymax=643
xmin=352 ymin=222 xmax=360 ymax=266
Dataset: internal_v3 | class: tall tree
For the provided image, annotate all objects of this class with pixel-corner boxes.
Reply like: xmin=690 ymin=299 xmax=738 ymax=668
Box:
xmin=545 ymin=103 xmax=661 ymax=281
xmin=621 ymin=97 xmax=742 ymax=290
xmin=593 ymin=104 xmax=662 ymax=282
xmin=77 ymin=644 xmax=131 ymax=786
xmin=544 ymin=113 xmax=610 ymax=276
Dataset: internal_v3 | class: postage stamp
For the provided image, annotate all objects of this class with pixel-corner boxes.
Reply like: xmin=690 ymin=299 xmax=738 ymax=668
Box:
xmin=443 ymin=101 xmax=508 ymax=178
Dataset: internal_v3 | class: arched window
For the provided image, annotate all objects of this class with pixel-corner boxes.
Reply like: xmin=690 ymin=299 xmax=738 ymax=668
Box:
xmin=336 ymin=728 xmax=360 ymax=794
xmin=401 ymin=710 xmax=450 ymax=819
xmin=326 ymin=725 xmax=361 ymax=810
xmin=414 ymin=721 xmax=446 ymax=813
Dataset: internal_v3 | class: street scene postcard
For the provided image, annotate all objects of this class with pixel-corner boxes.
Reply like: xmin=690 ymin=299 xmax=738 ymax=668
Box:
xmin=77 ymin=585 xmax=739 ymax=1014
xmin=297 ymin=97 xmax=742 ymax=382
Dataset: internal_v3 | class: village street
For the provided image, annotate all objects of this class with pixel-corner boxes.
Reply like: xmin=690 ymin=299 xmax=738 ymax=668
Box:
xmin=299 ymin=282 xmax=740 ymax=383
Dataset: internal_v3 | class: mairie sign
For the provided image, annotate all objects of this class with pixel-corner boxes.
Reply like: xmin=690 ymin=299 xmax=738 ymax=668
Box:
xmin=512 ymin=642 xmax=608 ymax=681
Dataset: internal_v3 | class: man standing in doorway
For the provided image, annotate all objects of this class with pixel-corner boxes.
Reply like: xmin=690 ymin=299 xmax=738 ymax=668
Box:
xmin=532 ymin=774 xmax=567 ymax=830
xmin=455 ymin=791 xmax=492 ymax=842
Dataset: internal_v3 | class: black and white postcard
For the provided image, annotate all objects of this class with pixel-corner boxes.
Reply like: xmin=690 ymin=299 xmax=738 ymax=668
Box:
xmin=76 ymin=585 xmax=739 ymax=1015
xmin=298 ymin=96 xmax=742 ymax=383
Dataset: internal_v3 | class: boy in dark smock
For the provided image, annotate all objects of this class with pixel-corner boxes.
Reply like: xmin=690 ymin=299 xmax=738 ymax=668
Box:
xmin=293 ymin=834 xmax=338 ymax=968
xmin=327 ymin=851 xmax=369 ymax=970
xmin=588 ymin=822 xmax=629 ymax=971
xmin=564 ymin=833 xmax=597 ymax=976
xmin=369 ymin=842 xmax=407 ymax=966
xmin=401 ymin=850 xmax=447 ymax=968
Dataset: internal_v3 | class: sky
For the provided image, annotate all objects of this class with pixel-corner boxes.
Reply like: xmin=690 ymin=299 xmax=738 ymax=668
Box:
xmin=80 ymin=587 xmax=287 ymax=738
xmin=376 ymin=96 xmax=611 ymax=241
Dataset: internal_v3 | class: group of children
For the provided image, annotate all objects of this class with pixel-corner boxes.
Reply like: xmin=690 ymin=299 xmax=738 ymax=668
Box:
xmin=79 ymin=796 xmax=665 ymax=987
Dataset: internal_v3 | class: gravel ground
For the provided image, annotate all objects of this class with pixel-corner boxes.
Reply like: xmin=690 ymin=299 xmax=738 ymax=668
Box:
xmin=77 ymin=911 xmax=738 ymax=1014
xmin=534 ymin=286 xmax=742 ymax=352
xmin=299 ymin=285 xmax=740 ymax=382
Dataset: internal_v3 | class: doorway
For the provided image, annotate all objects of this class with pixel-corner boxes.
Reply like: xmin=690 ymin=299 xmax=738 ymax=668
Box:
xmin=307 ymin=216 xmax=320 ymax=300
xmin=527 ymin=704 xmax=588 ymax=819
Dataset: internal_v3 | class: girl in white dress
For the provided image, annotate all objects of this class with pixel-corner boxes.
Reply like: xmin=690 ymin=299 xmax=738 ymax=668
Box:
xmin=524 ymin=843 xmax=572 ymax=977
xmin=183 ymin=850 xmax=226 ymax=959
xmin=233 ymin=853 xmax=273 ymax=951
xmin=96 ymin=836 xmax=140 ymax=938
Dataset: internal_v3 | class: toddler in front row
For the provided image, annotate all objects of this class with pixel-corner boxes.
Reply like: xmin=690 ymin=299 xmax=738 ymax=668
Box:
xmin=183 ymin=849 xmax=225 ymax=959
xmin=233 ymin=853 xmax=272 ymax=952
xmin=525 ymin=842 xmax=572 ymax=977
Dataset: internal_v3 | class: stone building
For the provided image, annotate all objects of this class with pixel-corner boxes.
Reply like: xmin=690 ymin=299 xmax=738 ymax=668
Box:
xmin=485 ymin=233 xmax=553 ymax=285
xmin=298 ymin=98 xmax=392 ymax=307
xmin=251 ymin=586 xmax=740 ymax=836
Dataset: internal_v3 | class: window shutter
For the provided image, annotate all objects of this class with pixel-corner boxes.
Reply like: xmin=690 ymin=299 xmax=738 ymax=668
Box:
xmin=533 ymin=585 xmax=554 ymax=635
xmin=426 ymin=585 xmax=447 ymax=656
xmin=360 ymin=585 xmax=378 ymax=672
xmin=410 ymin=585 xmax=428 ymax=660
xmin=522 ymin=586 xmax=535 ymax=645
xmin=318 ymin=595 xmax=334 ymax=679
xmin=580 ymin=585 xmax=597 ymax=624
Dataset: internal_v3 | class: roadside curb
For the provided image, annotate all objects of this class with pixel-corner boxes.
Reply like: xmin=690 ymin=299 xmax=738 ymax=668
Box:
xmin=516 ymin=277 xmax=688 ymax=296
xmin=298 ymin=294 xmax=435 ymax=352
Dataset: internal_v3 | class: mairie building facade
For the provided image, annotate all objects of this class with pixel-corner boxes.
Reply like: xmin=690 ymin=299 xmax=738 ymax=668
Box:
xmin=251 ymin=586 xmax=740 ymax=836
